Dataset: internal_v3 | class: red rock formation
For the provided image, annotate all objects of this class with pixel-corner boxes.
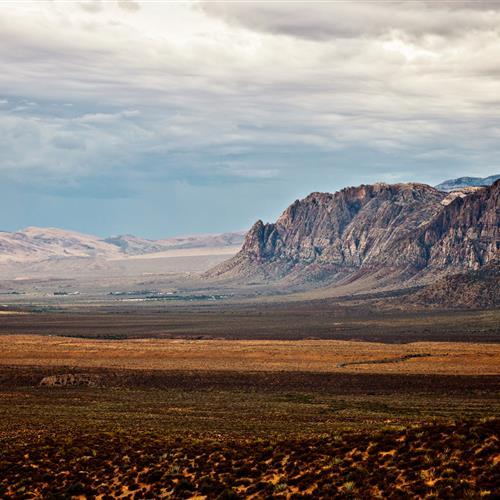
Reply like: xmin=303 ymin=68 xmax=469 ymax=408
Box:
xmin=208 ymin=180 xmax=499 ymax=287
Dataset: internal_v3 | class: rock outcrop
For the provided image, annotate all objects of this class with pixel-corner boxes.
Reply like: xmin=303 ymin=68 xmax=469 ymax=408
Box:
xmin=39 ymin=373 xmax=101 ymax=387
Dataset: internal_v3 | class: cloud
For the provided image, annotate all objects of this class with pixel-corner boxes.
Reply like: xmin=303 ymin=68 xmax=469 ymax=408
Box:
xmin=80 ymin=0 xmax=140 ymax=14
xmin=79 ymin=1 xmax=103 ymax=14
xmin=51 ymin=134 xmax=85 ymax=150
xmin=0 ymin=0 xmax=498 ymax=199
xmin=200 ymin=1 xmax=500 ymax=40
xmin=117 ymin=0 xmax=140 ymax=12
xmin=78 ymin=110 xmax=139 ymax=124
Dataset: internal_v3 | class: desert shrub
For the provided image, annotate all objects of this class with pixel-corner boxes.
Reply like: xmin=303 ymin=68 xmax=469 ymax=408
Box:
xmin=216 ymin=488 xmax=240 ymax=499
xmin=144 ymin=469 xmax=163 ymax=483
xmin=64 ymin=481 xmax=85 ymax=497
xmin=342 ymin=481 xmax=356 ymax=492
xmin=274 ymin=482 xmax=288 ymax=493
xmin=199 ymin=476 xmax=225 ymax=495
xmin=175 ymin=478 xmax=195 ymax=492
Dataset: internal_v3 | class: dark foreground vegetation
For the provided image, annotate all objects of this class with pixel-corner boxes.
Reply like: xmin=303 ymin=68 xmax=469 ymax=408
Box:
xmin=1 ymin=419 xmax=498 ymax=499
xmin=1 ymin=364 xmax=499 ymax=498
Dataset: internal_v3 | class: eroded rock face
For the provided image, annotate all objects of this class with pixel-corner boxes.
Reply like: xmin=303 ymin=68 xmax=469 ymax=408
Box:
xmin=416 ymin=180 xmax=499 ymax=272
xmin=208 ymin=180 xmax=499 ymax=285
xmin=39 ymin=373 xmax=101 ymax=387
xmin=210 ymin=183 xmax=445 ymax=280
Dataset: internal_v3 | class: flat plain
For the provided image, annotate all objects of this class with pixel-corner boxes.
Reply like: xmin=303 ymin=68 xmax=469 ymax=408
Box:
xmin=1 ymin=335 xmax=499 ymax=374
xmin=0 ymin=300 xmax=499 ymax=498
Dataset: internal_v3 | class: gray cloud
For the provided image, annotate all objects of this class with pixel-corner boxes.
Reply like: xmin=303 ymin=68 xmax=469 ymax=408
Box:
xmin=200 ymin=1 xmax=500 ymax=40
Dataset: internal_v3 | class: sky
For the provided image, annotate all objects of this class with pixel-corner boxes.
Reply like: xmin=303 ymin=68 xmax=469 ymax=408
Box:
xmin=1 ymin=0 xmax=499 ymax=238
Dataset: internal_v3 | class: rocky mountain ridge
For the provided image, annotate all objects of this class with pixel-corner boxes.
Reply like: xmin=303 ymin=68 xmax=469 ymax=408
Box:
xmin=208 ymin=180 xmax=499 ymax=288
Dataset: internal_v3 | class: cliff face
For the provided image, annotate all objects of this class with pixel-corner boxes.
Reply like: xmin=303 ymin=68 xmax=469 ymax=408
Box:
xmin=208 ymin=180 xmax=499 ymax=284
xmin=416 ymin=180 xmax=499 ymax=271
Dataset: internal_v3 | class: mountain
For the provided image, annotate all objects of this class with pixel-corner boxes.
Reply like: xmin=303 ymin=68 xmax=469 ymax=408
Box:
xmin=208 ymin=183 xmax=446 ymax=281
xmin=208 ymin=180 xmax=499 ymax=289
xmin=0 ymin=228 xmax=245 ymax=263
xmin=435 ymin=174 xmax=500 ymax=192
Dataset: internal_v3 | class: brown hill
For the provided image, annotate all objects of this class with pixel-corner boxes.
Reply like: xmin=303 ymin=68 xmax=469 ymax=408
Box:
xmin=411 ymin=266 xmax=500 ymax=309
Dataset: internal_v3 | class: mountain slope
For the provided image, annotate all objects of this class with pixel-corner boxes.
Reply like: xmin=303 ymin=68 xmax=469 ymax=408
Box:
xmin=208 ymin=180 xmax=499 ymax=287
xmin=435 ymin=174 xmax=500 ymax=192
xmin=157 ymin=232 xmax=246 ymax=250
xmin=103 ymin=235 xmax=169 ymax=255
xmin=410 ymin=266 xmax=500 ymax=309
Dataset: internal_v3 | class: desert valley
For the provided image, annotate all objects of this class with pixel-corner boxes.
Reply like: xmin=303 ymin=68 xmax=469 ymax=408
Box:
xmin=1 ymin=175 xmax=499 ymax=498
xmin=1 ymin=1 xmax=500 ymax=497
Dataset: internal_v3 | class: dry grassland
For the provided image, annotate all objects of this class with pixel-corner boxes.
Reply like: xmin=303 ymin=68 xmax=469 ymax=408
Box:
xmin=0 ymin=335 xmax=499 ymax=375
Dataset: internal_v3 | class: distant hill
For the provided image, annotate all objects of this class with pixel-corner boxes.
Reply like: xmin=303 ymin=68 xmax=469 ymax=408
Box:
xmin=0 ymin=227 xmax=121 ymax=263
xmin=0 ymin=228 xmax=245 ymax=263
xmin=103 ymin=232 xmax=245 ymax=256
xmin=435 ymin=174 xmax=500 ymax=192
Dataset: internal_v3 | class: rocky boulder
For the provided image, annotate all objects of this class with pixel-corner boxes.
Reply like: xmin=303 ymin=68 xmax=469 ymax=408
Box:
xmin=39 ymin=373 xmax=101 ymax=387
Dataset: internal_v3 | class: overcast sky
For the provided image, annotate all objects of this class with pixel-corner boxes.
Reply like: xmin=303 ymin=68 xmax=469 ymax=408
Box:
xmin=1 ymin=1 xmax=499 ymax=238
